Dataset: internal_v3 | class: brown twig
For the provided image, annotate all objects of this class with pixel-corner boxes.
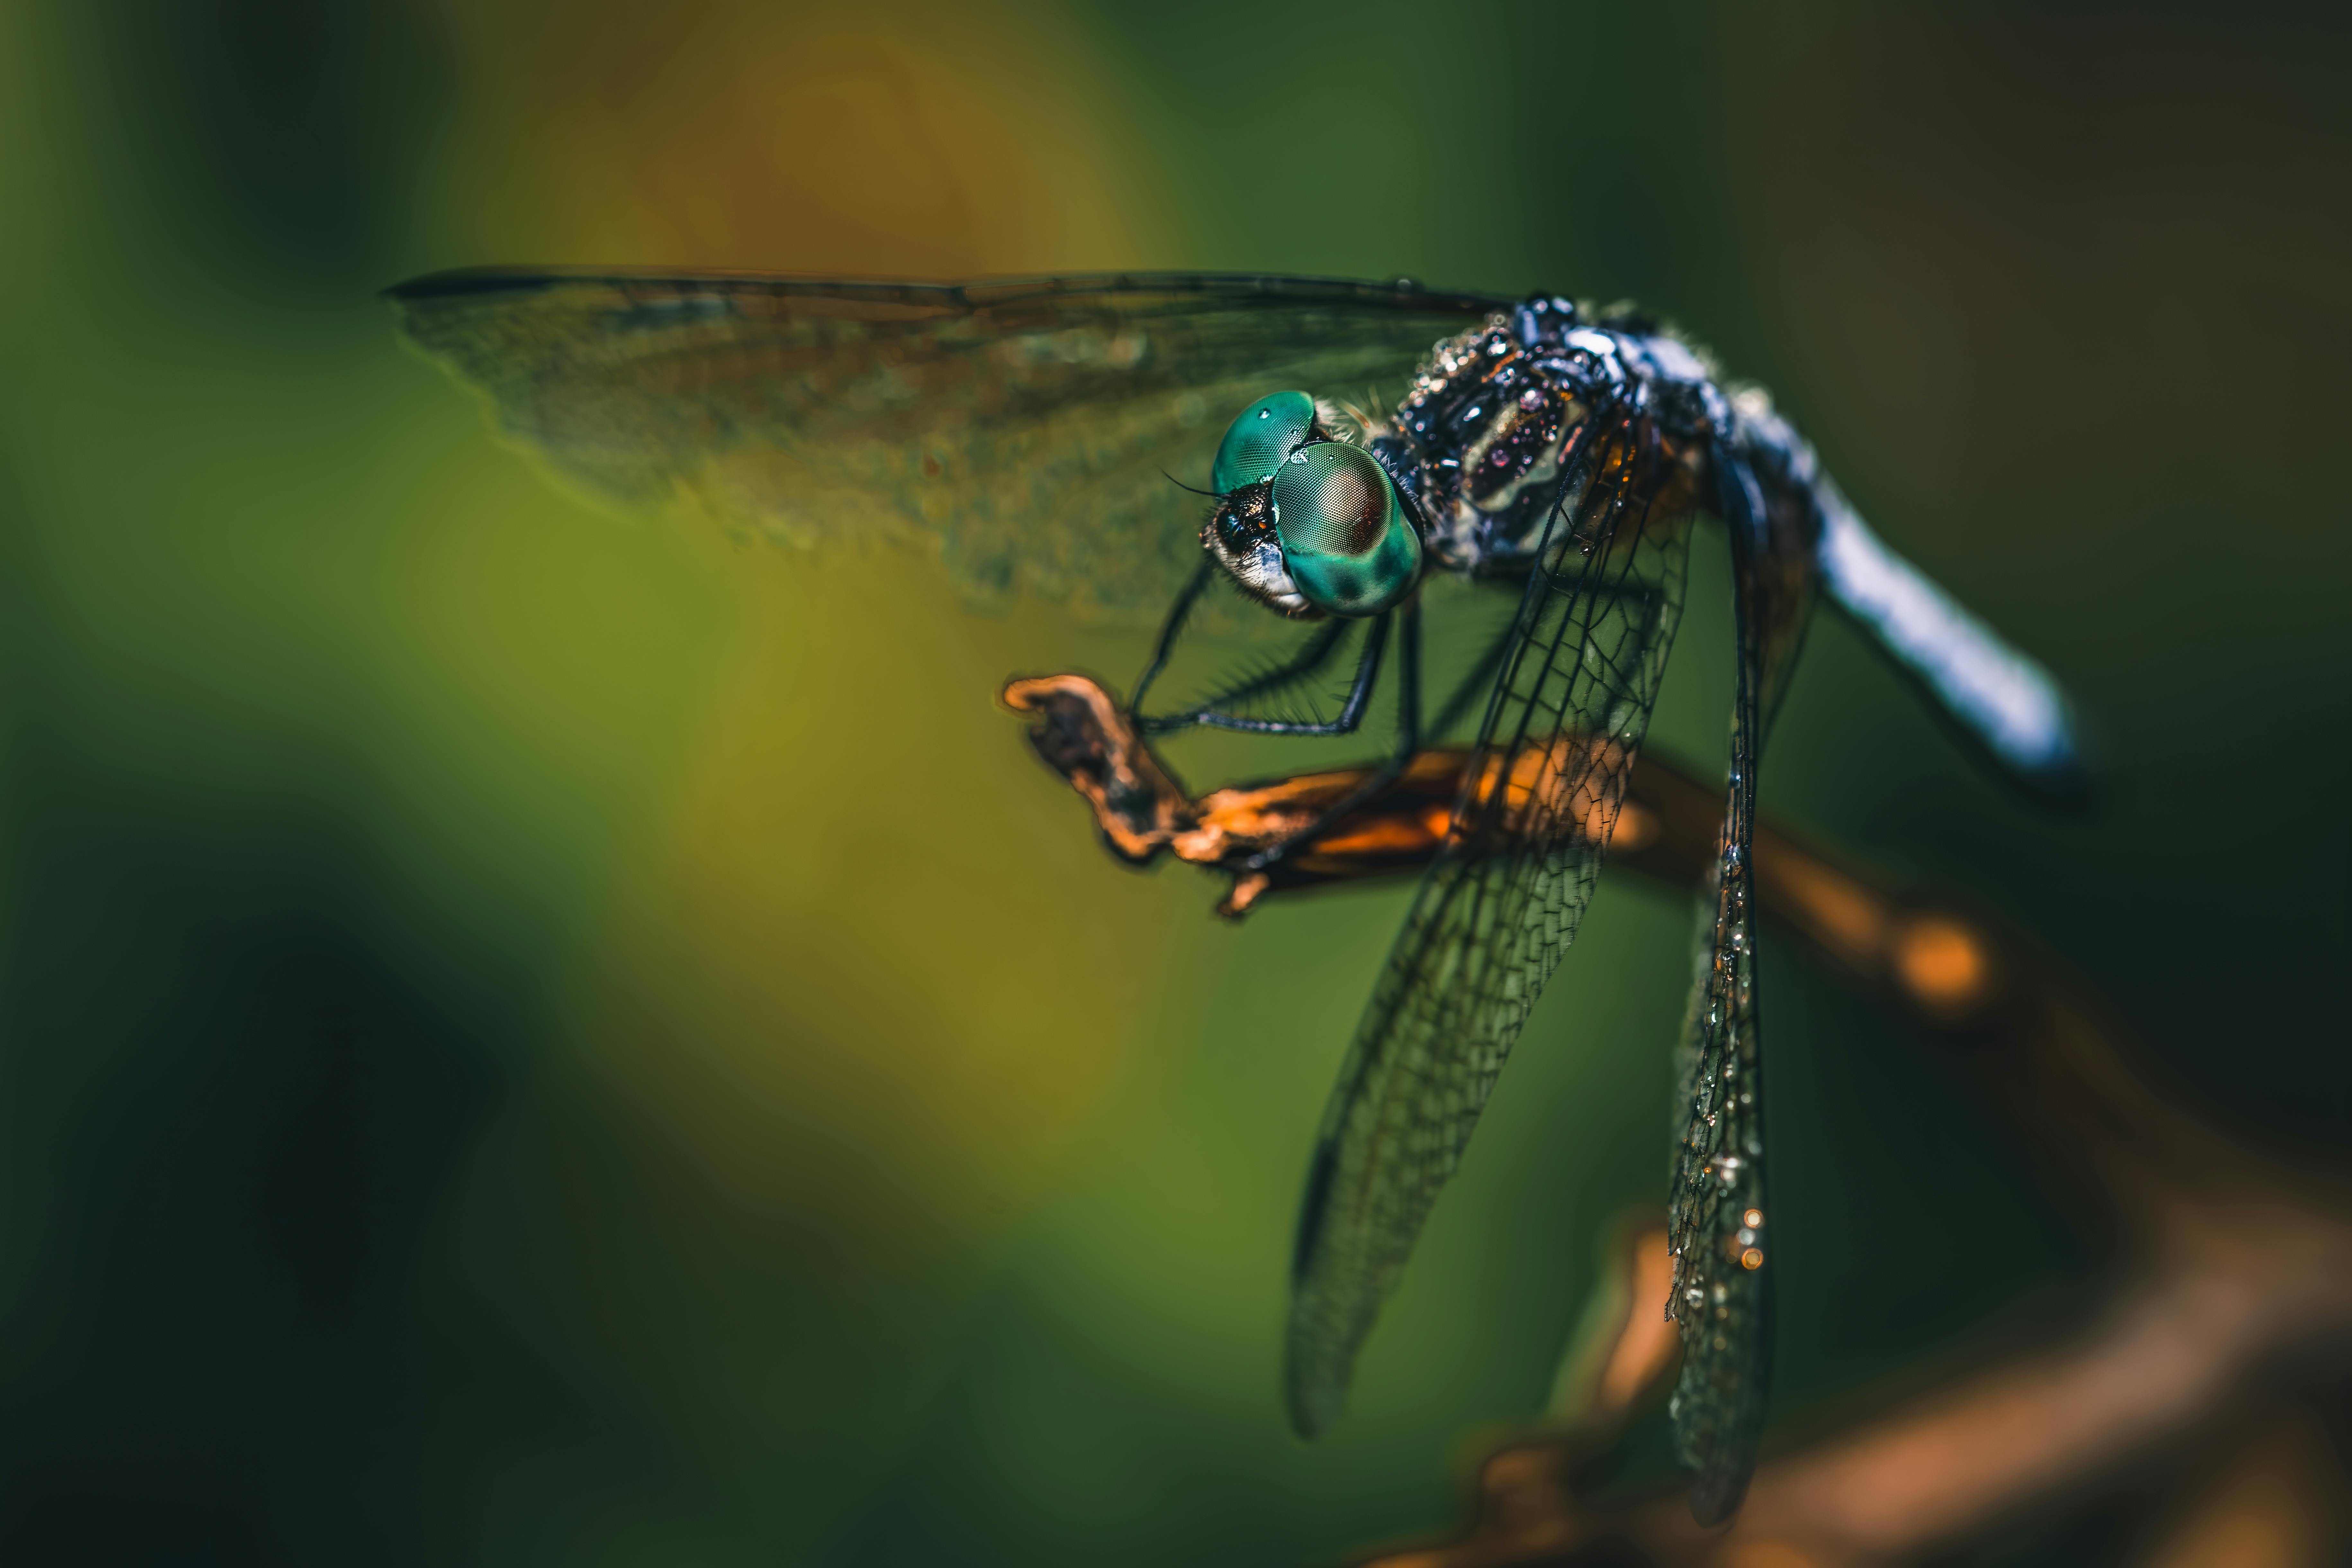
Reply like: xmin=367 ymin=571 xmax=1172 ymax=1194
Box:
xmin=998 ymin=674 xmax=2352 ymax=1566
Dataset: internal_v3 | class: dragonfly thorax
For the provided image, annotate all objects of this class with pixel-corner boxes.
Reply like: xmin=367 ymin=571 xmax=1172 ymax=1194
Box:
xmin=1380 ymin=314 xmax=1611 ymax=578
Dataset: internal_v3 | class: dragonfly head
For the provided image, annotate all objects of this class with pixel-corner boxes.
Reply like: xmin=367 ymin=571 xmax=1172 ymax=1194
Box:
xmin=1202 ymin=391 xmax=1423 ymax=619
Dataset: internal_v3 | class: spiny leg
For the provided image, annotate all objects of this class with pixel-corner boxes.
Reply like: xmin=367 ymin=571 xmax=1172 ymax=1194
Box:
xmin=1142 ymin=610 xmax=1391 ymax=740
xmin=1130 ymin=559 xmax=1214 ymax=714
xmin=1175 ymin=616 xmax=1354 ymax=722
xmin=1134 ymin=565 xmax=1358 ymax=733
xmin=1241 ymin=598 xmax=1424 ymax=872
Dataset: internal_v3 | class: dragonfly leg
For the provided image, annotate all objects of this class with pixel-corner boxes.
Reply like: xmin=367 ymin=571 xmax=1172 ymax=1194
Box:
xmin=1129 ymin=560 xmax=1215 ymax=714
xmin=1141 ymin=611 xmax=1391 ymax=739
xmin=1238 ymin=599 xmax=1424 ymax=873
xmin=1150 ymin=616 xmax=1354 ymax=726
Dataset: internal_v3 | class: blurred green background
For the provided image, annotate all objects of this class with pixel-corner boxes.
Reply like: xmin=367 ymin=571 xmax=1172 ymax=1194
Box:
xmin=0 ymin=1 xmax=2345 ymax=1562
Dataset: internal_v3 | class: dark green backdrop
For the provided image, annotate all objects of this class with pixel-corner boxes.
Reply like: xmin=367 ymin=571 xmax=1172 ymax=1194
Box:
xmin=0 ymin=2 xmax=2344 ymax=1562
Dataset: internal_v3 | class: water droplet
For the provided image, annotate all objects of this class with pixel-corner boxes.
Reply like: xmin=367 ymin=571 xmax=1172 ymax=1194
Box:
xmin=1741 ymin=1247 xmax=1765 ymax=1270
xmin=1743 ymin=1208 xmax=1763 ymax=1228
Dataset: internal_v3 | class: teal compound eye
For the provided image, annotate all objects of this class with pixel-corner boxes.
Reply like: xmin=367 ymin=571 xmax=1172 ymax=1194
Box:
xmin=1269 ymin=443 xmax=1423 ymax=616
xmin=1212 ymin=390 xmax=1318 ymax=494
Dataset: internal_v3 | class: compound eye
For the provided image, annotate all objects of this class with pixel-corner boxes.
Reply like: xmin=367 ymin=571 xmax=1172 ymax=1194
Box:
xmin=1212 ymin=390 xmax=1317 ymax=494
xmin=1268 ymin=443 xmax=1422 ymax=616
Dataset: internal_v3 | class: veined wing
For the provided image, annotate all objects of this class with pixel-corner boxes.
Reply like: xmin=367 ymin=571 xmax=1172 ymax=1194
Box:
xmin=1284 ymin=422 xmax=1693 ymax=1437
xmin=1665 ymin=452 xmax=1819 ymax=1524
xmin=386 ymin=269 xmax=1504 ymax=619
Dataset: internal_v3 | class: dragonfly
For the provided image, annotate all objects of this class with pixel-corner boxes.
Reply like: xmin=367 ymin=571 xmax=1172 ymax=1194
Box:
xmin=387 ymin=269 xmax=2088 ymax=1523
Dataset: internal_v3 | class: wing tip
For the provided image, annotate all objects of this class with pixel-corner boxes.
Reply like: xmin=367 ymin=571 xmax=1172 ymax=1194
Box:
xmin=1283 ymin=1142 xmax=1364 ymax=1440
xmin=1281 ymin=1265 xmax=1356 ymax=1441
xmin=1685 ymin=1463 xmax=1755 ymax=1528
xmin=1282 ymin=1349 xmax=1347 ymax=1441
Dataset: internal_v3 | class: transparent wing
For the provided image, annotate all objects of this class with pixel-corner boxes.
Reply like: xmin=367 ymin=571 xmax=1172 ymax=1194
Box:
xmin=1284 ymin=423 xmax=1694 ymax=1437
xmin=386 ymin=269 xmax=1503 ymax=619
xmin=1665 ymin=454 xmax=1820 ymax=1524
